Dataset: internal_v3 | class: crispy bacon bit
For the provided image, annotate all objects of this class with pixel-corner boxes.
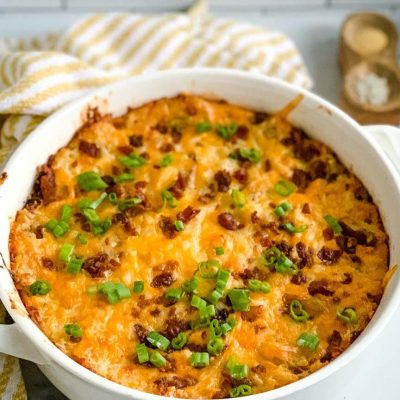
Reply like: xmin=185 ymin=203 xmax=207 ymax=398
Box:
xmin=134 ymin=324 xmax=149 ymax=343
xmin=176 ymin=206 xmax=200 ymax=223
xmin=251 ymin=211 xmax=260 ymax=224
xmin=276 ymin=240 xmax=292 ymax=257
xmin=290 ymin=128 xmax=320 ymax=161
xmin=82 ymin=253 xmax=120 ymax=278
xmin=342 ymin=272 xmax=353 ymax=284
xmin=41 ymin=257 xmax=54 ymax=270
xmin=295 ymin=242 xmax=313 ymax=268
xmin=151 ymin=272 xmax=175 ymax=288
xmin=256 ymin=232 xmax=272 ymax=248
xmin=74 ymin=212 xmax=91 ymax=232
xmin=214 ymin=170 xmax=232 ymax=192
xmin=34 ymin=225 xmax=44 ymax=239
xmin=237 ymin=267 xmax=268 ymax=282
xmin=317 ymin=246 xmax=342 ymax=265
xmin=0 ymin=172 xmax=7 ymax=185
xmin=215 ymin=308 xmax=229 ymax=323
xmin=112 ymin=212 xmax=138 ymax=236
xmin=79 ymin=140 xmax=100 ymax=157
xmin=168 ymin=172 xmax=188 ymax=199
xmin=354 ymin=186 xmax=371 ymax=202
xmin=291 ymin=271 xmax=306 ymax=285
xmin=335 ymin=235 xmax=357 ymax=254
xmin=129 ymin=134 xmax=143 ymax=147
xmin=236 ymin=125 xmax=249 ymax=139
xmin=171 ymin=128 xmax=182 ymax=144
xmin=187 ymin=343 xmax=207 ymax=352
xmin=328 ymin=330 xmax=342 ymax=347
xmin=39 ymin=165 xmax=56 ymax=204
xmin=308 ymin=279 xmax=334 ymax=296
xmin=155 ymin=376 xmax=198 ymax=394
xmin=251 ymin=365 xmax=266 ymax=374
xmin=302 ymin=203 xmax=311 ymax=214
xmin=101 ymin=175 xmax=115 ymax=187
xmin=233 ymin=168 xmax=248 ymax=184
xmin=159 ymin=142 xmax=174 ymax=153
xmin=241 ymin=305 xmax=263 ymax=322
xmin=159 ymin=216 xmax=178 ymax=239
xmin=135 ymin=181 xmax=147 ymax=190
xmin=264 ymin=159 xmax=271 ymax=172
xmin=340 ymin=221 xmax=377 ymax=247
xmin=323 ymin=228 xmax=334 ymax=241
xmin=163 ymin=317 xmax=190 ymax=340
xmin=252 ymin=112 xmax=268 ymax=125
xmin=217 ymin=212 xmax=244 ymax=231
xmin=291 ymin=168 xmax=311 ymax=190
xmin=309 ymin=160 xmax=327 ymax=180
xmin=117 ymin=145 xmax=134 ymax=155
xmin=367 ymin=292 xmax=382 ymax=304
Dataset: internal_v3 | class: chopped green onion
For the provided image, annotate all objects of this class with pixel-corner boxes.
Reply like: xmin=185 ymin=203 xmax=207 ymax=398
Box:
xmin=238 ymin=147 xmax=261 ymax=163
xmin=207 ymin=337 xmax=224 ymax=355
xmin=77 ymin=233 xmax=88 ymax=245
xmin=161 ymin=190 xmax=178 ymax=208
xmin=67 ymin=257 xmax=84 ymax=274
xmin=108 ymin=192 xmax=118 ymax=204
xmin=220 ymin=322 xmax=233 ymax=335
xmin=248 ymin=279 xmax=271 ymax=293
xmin=191 ymin=295 xmax=207 ymax=310
xmin=216 ymin=269 xmax=230 ymax=292
xmin=98 ymin=282 xmax=131 ymax=304
xmin=197 ymin=259 xmax=221 ymax=279
xmin=171 ymin=332 xmax=188 ymax=350
xmin=282 ymin=222 xmax=308 ymax=234
xmin=60 ymin=205 xmax=72 ymax=221
xmin=199 ymin=304 xmax=216 ymax=319
xmin=59 ymin=243 xmax=75 ymax=263
xmin=215 ymin=246 xmax=224 ymax=255
xmin=230 ymin=364 xmax=249 ymax=380
xmin=77 ymin=171 xmax=108 ymax=191
xmin=190 ymin=352 xmax=209 ymax=368
xmin=227 ymin=289 xmax=250 ymax=312
xmin=77 ymin=198 xmax=93 ymax=210
xmin=297 ymin=332 xmax=320 ymax=351
xmin=119 ymin=153 xmax=146 ymax=168
xmin=230 ymin=385 xmax=252 ymax=398
xmin=231 ymin=189 xmax=246 ymax=208
xmin=82 ymin=208 xmax=100 ymax=225
xmin=209 ymin=319 xmax=222 ymax=338
xmin=89 ymin=192 xmax=108 ymax=210
xmin=64 ymin=323 xmax=83 ymax=338
xmin=114 ymin=173 xmax=134 ymax=183
xmin=133 ymin=281 xmax=144 ymax=293
xmin=45 ymin=219 xmax=58 ymax=231
xmin=149 ymin=350 xmax=167 ymax=368
xmin=147 ymin=331 xmax=170 ymax=351
xmin=209 ymin=289 xmax=223 ymax=305
xmin=274 ymin=202 xmax=292 ymax=217
xmin=324 ymin=214 xmax=342 ymax=234
xmin=289 ymin=300 xmax=309 ymax=322
xmin=165 ymin=287 xmax=183 ymax=302
xmin=261 ymin=247 xmax=299 ymax=275
xmin=195 ymin=121 xmax=212 ymax=133
xmin=190 ymin=318 xmax=210 ymax=330
xmin=136 ymin=343 xmax=149 ymax=363
xmin=29 ymin=280 xmax=51 ymax=295
xmin=274 ymin=179 xmax=296 ymax=196
xmin=336 ymin=307 xmax=357 ymax=324
xmin=45 ymin=217 xmax=69 ymax=238
xmin=118 ymin=197 xmax=142 ymax=211
xmin=159 ymin=154 xmax=173 ymax=168
xmin=182 ymin=277 xmax=199 ymax=294
xmin=174 ymin=220 xmax=185 ymax=232
xmin=216 ymin=123 xmax=238 ymax=139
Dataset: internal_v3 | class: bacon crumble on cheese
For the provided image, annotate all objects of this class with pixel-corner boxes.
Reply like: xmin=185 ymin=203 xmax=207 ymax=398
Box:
xmin=10 ymin=95 xmax=389 ymax=398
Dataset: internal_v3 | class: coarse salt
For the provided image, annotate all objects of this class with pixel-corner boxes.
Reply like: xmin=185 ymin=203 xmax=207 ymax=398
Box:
xmin=355 ymin=73 xmax=389 ymax=106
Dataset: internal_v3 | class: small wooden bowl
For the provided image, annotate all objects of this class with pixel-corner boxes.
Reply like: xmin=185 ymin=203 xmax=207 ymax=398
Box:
xmin=344 ymin=61 xmax=400 ymax=113
xmin=340 ymin=13 xmax=398 ymax=73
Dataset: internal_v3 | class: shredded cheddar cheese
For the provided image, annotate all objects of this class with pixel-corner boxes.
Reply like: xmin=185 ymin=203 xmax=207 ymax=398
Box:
xmin=10 ymin=95 xmax=389 ymax=398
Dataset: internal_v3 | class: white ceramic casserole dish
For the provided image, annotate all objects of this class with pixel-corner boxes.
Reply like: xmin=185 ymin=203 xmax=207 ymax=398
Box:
xmin=0 ymin=69 xmax=400 ymax=400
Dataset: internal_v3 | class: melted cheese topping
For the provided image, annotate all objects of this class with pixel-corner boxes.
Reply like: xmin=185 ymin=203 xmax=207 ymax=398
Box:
xmin=10 ymin=95 xmax=388 ymax=399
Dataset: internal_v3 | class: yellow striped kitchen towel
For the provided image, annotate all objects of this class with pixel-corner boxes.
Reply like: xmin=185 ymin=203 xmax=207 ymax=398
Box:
xmin=0 ymin=1 xmax=310 ymax=397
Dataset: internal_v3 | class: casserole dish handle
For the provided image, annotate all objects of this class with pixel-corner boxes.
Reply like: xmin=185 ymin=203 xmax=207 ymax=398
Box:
xmin=0 ymin=324 xmax=46 ymax=364
xmin=364 ymin=125 xmax=400 ymax=174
